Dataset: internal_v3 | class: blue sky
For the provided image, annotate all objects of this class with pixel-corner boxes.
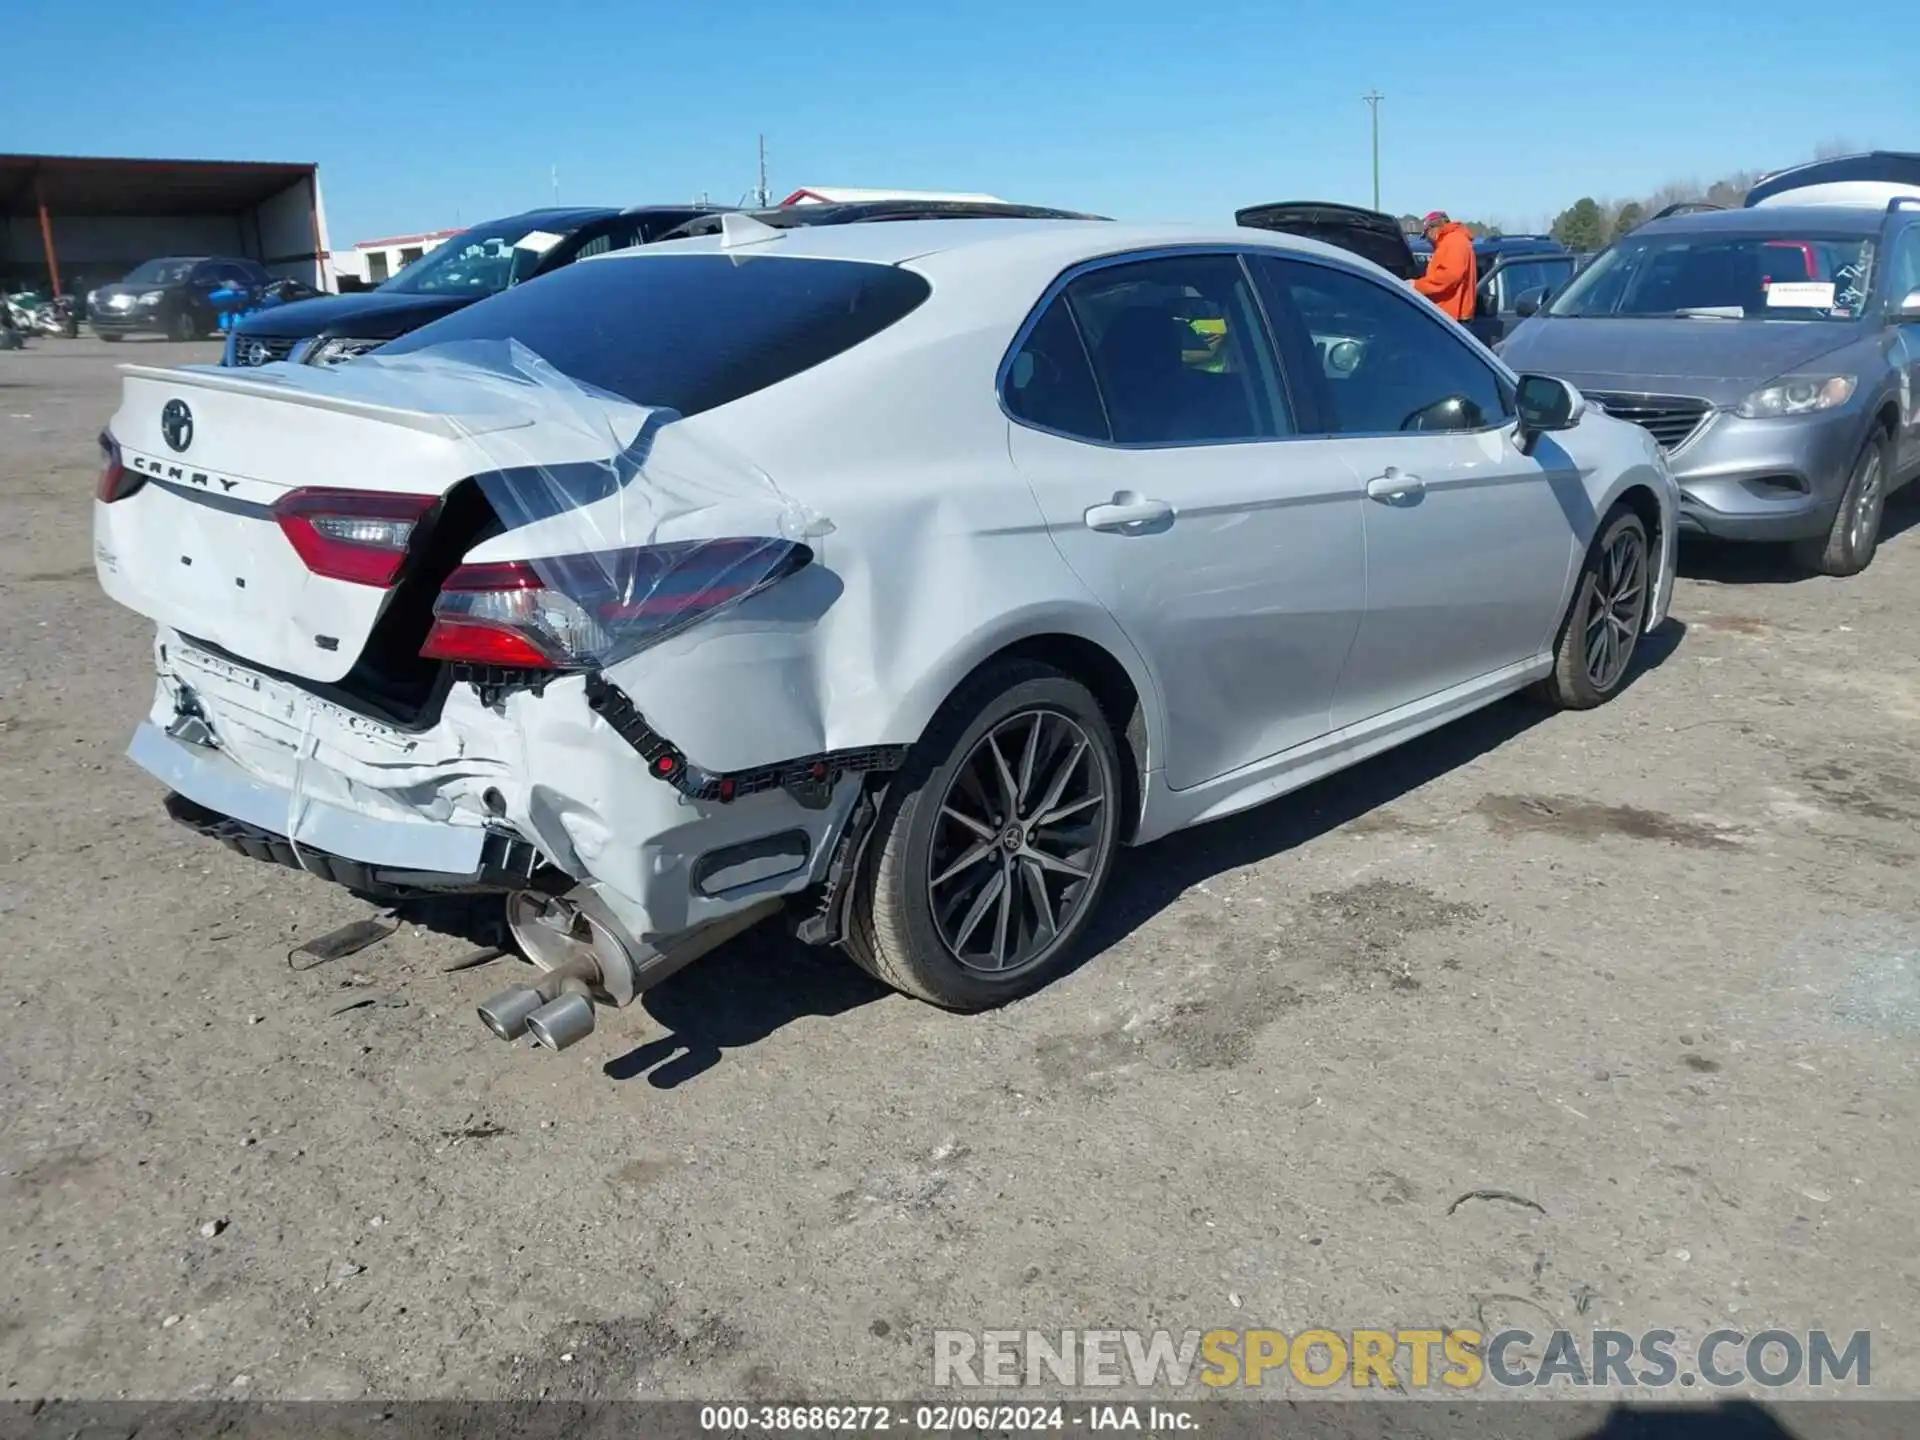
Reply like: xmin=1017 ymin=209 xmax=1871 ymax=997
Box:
xmin=4 ymin=0 xmax=1909 ymax=246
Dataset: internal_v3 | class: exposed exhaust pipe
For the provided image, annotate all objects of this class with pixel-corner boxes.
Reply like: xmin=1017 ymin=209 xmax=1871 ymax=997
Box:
xmin=482 ymin=886 xmax=779 ymax=1052
xmin=478 ymin=955 xmax=595 ymax=1045
xmin=525 ymin=992 xmax=597 ymax=1051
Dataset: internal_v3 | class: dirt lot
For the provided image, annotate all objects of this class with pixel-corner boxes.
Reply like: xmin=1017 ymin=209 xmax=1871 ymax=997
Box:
xmin=2 ymin=337 xmax=1918 ymax=1405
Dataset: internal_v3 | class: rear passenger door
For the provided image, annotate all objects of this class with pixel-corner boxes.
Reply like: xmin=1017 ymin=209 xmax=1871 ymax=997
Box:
xmin=1251 ymin=254 xmax=1580 ymax=727
xmin=1004 ymin=250 xmax=1368 ymax=791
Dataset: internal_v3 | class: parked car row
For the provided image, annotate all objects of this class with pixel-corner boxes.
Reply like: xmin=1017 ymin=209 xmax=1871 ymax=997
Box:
xmin=1233 ymin=203 xmax=1577 ymax=350
xmin=219 ymin=199 xmax=1108 ymax=368
xmin=87 ymin=154 xmax=1920 ymax=1062
xmin=68 ymin=258 xmax=323 ymax=343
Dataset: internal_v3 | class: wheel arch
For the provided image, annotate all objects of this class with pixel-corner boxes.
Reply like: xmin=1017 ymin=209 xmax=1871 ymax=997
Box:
xmin=1870 ymin=396 xmax=1900 ymax=449
xmin=1555 ymin=447 xmax=1673 ymax=646
xmin=1612 ymin=479 xmax=1665 ymax=561
xmin=885 ymin=606 xmax=1163 ymax=843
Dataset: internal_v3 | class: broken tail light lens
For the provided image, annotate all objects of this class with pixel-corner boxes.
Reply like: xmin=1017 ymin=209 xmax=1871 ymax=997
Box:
xmin=272 ymin=488 xmax=440 ymax=587
xmin=96 ymin=432 xmax=143 ymax=503
xmin=421 ymin=538 xmax=813 ymax=670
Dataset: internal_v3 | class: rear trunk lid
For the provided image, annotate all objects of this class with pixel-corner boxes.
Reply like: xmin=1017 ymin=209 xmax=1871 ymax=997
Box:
xmin=93 ymin=358 xmax=607 ymax=686
xmin=1235 ymin=200 xmax=1419 ymax=281
xmin=1745 ymin=150 xmax=1920 ymax=208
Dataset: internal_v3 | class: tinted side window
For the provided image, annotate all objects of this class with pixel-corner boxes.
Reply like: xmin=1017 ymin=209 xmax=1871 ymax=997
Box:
xmin=378 ymin=255 xmax=931 ymax=416
xmin=564 ymin=221 xmax=644 ymax=265
xmin=1494 ymin=258 xmax=1571 ymax=309
xmin=1886 ymin=226 xmax=1920 ymax=306
xmin=1063 ymin=254 xmax=1289 ymax=443
xmin=1254 ymin=257 xmax=1512 ymax=435
xmin=1004 ymin=298 xmax=1109 ymax=440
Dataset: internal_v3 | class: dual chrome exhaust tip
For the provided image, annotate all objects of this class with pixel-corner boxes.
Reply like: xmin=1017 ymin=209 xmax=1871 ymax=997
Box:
xmin=477 ymin=982 xmax=597 ymax=1052
xmin=479 ymin=887 xmax=781 ymax=1053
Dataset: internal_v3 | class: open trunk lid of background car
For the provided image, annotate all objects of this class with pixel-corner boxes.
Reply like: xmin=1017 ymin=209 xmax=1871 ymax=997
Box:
xmin=1745 ymin=150 xmax=1920 ymax=209
xmin=93 ymin=361 xmax=574 ymax=686
xmin=1235 ymin=201 xmax=1419 ymax=281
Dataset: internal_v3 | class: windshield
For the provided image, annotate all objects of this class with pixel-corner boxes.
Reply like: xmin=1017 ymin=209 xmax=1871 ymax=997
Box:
xmin=1548 ymin=232 xmax=1875 ymax=320
xmin=123 ymin=259 xmax=197 ymax=285
xmin=378 ymin=221 xmax=572 ymax=296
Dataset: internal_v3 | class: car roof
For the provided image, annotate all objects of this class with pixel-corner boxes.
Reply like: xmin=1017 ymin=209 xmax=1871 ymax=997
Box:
xmin=1477 ymin=235 xmax=1564 ymax=252
xmin=474 ymin=206 xmax=622 ymax=231
xmin=1637 ymin=205 xmax=1886 ymax=237
xmin=654 ymin=199 xmax=1109 ymax=241
xmin=600 ymin=216 xmax=1397 ymax=284
xmin=621 ymin=203 xmax=730 ymax=216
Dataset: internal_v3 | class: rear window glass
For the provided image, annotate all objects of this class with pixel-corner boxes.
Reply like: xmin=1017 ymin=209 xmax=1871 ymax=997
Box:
xmin=378 ymin=254 xmax=932 ymax=414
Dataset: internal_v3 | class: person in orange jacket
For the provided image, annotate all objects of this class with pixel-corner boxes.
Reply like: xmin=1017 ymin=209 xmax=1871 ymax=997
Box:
xmin=1412 ymin=210 xmax=1478 ymax=321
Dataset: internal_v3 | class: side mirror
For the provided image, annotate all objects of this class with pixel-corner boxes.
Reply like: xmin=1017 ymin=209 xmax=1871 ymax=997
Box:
xmin=1514 ymin=374 xmax=1583 ymax=454
xmin=1514 ymin=287 xmax=1550 ymax=318
xmin=1898 ymin=288 xmax=1920 ymax=323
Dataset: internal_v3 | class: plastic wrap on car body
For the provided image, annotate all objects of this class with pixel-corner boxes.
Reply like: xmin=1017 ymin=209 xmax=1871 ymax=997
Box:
xmin=337 ymin=338 xmax=825 ymax=673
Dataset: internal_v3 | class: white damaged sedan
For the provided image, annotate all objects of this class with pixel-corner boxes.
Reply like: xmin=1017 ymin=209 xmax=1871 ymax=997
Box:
xmin=94 ymin=215 xmax=1676 ymax=1052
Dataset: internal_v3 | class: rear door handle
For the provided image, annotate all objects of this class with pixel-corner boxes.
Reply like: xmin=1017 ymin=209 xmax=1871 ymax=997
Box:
xmin=1364 ymin=469 xmax=1425 ymax=504
xmin=1084 ymin=492 xmax=1176 ymax=532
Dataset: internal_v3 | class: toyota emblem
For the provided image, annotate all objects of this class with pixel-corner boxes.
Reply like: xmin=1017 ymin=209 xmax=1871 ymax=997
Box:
xmin=160 ymin=399 xmax=194 ymax=453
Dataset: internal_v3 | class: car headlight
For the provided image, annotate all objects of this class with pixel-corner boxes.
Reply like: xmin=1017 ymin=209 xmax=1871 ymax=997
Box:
xmin=1735 ymin=374 xmax=1856 ymax=419
xmin=138 ymin=289 xmax=165 ymax=305
xmin=305 ymin=337 xmax=383 ymax=366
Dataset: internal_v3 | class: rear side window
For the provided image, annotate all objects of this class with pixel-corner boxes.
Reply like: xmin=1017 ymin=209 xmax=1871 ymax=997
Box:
xmin=1061 ymin=253 xmax=1290 ymax=444
xmin=1003 ymin=300 xmax=1109 ymax=440
xmin=378 ymin=255 xmax=932 ymax=415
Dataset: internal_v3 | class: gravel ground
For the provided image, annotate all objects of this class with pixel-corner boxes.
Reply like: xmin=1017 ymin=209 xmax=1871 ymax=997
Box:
xmin=2 ymin=337 xmax=1918 ymax=1406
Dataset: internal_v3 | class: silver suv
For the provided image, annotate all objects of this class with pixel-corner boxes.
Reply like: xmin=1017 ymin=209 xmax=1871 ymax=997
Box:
xmin=1500 ymin=156 xmax=1920 ymax=575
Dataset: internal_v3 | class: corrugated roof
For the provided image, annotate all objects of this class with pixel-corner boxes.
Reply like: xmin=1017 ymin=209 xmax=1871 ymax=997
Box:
xmin=0 ymin=153 xmax=316 ymax=216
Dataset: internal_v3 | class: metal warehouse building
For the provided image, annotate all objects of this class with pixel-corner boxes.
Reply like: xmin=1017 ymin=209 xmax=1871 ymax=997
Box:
xmin=0 ymin=153 xmax=334 ymax=299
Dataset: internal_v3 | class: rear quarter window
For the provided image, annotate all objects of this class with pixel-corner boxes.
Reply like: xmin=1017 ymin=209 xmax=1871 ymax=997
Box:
xmin=377 ymin=254 xmax=932 ymax=415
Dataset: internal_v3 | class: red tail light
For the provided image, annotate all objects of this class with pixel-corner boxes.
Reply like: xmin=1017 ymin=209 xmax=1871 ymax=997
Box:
xmin=421 ymin=539 xmax=812 ymax=670
xmin=419 ymin=618 xmax=557 ymax=669
xmin=272 ymin=488 xmax=439 ymax=587
xmin=96 ymin=432 xmax=142 ymax=503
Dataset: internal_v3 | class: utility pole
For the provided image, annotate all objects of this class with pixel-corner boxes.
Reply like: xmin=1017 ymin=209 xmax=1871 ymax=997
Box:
xmin=756 ymin=134 xmax=770 ymax=208
xmin=1362 ymin=91 xmax=1383 ymax=212
xmin=551 ymin=165 xmax=559 ymax=205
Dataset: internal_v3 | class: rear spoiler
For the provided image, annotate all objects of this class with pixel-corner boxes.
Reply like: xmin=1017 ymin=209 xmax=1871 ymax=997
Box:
xmin=117 ymin=362 xmax=534 ymax=439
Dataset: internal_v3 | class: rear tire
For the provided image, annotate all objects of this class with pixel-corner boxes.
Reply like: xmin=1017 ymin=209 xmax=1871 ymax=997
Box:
xmin=97 ymin=332 xmax=121 ymax=343
xmin=845 ymin=660 xmax=1123 ymax=1010
xmin=1538 ymin=504 xmax=1650 ymax=710
xmin=1791 ymin=433 xmax=1888 ymax=578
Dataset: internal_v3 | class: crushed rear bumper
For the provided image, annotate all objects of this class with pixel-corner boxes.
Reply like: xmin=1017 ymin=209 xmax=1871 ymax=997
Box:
xmin=132 ymin=721 xmax=539 ymax=892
